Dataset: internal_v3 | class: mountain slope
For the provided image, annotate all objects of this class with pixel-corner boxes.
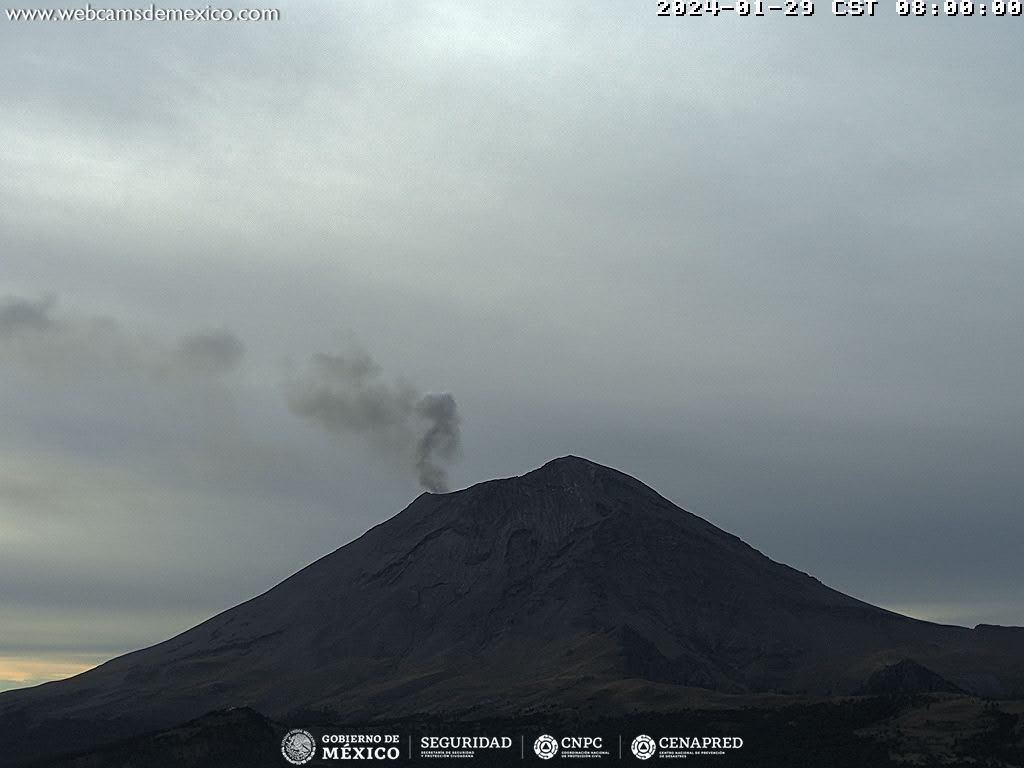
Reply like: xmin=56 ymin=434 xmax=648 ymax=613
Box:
xmin=2 ymin=456 xmax=1022 ymax=763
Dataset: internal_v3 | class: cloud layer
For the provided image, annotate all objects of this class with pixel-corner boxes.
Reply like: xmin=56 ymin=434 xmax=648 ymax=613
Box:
xmin=1 ymin=0 xmax=1023 ymax=691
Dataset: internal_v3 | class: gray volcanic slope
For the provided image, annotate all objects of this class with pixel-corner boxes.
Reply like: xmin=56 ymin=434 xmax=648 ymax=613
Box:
xmin=2 ymin=456 xmax=1022 ymax=757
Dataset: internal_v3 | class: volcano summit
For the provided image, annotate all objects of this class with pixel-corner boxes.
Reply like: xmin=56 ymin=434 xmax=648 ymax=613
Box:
xmin=2 ymin=456 xmax=1022 ymax=764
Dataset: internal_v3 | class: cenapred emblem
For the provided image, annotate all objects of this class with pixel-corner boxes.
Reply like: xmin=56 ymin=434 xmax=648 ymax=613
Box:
xmin=534 ymin=734 xmax=559 ymax=760
xmin=631 ymin=734 xmax=657 ymax=760
xmin=281 ymin=728 xmax=316 ymax=765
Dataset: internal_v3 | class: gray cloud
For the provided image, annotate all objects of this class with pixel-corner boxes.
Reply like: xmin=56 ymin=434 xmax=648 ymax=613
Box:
xmin=176 ymin=331 xmax=246 ymax=375
xmin=288 ymin=350 xmax=462 ymax=492
xmin=0 ymin=294 xmax=57 ymax=335
xmin=0 ymin=293 xmax=244 ymax=381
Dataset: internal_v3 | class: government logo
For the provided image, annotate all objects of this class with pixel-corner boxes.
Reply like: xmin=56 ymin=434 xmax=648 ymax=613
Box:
xmin=631 ymin=734 xmax=657 ymax=760
xmin=281 ymin=729 xmax=316 ymax=765
xmin=534 ymin=734 xmax=559 ymax=760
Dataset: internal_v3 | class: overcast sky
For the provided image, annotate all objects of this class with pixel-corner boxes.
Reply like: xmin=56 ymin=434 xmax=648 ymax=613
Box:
xmin=1 ymin=1 xmax=1022 ymax=692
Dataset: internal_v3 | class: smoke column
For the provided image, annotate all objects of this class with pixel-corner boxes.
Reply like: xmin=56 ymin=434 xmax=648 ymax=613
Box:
xmin=288 ymin=350 xmax=461 ymax=492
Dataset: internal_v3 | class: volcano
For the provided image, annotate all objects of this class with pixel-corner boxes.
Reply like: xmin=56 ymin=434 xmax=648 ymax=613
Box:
xmin=2 ymin=456 xmax=1022 ymax=763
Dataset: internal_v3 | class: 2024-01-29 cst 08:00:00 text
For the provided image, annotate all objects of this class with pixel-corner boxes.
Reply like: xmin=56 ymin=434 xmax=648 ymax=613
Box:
xmin=657 ymin=0 xmax=1024 ymax=14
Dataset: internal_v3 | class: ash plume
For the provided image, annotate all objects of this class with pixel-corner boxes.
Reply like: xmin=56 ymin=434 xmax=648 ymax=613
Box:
xmin=0 ymin=292 xmax=245 ymax=380
xmin=0 ymin=294 xmax=57 ymax=335
xmin=288 ymin=350 xmax=461 ymax=492
xmin=175 ymin=330 xmax=246 ymax=374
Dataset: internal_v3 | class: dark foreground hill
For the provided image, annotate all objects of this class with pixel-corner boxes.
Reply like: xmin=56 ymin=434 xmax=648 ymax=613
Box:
xmin=2 ymin=456 xmax=1022 ymax=765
